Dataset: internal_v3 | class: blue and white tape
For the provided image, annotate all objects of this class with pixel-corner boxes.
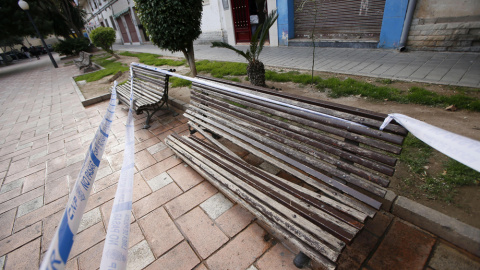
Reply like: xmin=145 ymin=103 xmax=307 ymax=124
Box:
xmin=40 ymin=83 xmax=118 ymax=270
xmin=99 ymin=68 xmax=136 ymax=270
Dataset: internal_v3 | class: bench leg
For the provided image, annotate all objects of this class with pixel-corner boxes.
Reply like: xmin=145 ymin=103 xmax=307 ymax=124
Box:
xmin=293 ymin=252 xmax=310 ymax=269
xmin=143 ymin=111 xmax=153 ymax=129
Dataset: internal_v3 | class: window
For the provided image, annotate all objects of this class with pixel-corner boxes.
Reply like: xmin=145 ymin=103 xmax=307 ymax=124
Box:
xmin=110 ymin=16 xmax=117 ymax=30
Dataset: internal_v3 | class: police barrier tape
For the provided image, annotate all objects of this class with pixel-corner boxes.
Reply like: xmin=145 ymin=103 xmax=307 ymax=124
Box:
xmin=99 ymin=68 xmax=135 ymax=270
xmin=40 ymin=83 xmax=118 ymax=270
xmin=380 ymin=113 xmax=480 ymax=173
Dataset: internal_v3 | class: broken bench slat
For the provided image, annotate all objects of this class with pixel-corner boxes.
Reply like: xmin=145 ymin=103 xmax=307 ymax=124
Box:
xmin=192 ymin=85 xmax=403 ymax=155
xmin=166 ymin=76 xmax=408 ymax=269
xmin=183 ymin=113 xmax=377 ymax=217
xmin=196 ymin=75 xmax=408 ymax=135
xmin=185 ymin=108 xmax=385 ymax=205
xmin=191 ymin=91 xmax=397 ymax=171
xmin=166 ymin=134 xmax=342 ymax=264
xmin=166 ymin=135 xmax=338 ymax=270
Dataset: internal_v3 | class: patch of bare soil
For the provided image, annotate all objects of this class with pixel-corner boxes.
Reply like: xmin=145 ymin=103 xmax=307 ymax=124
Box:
xmin=77 ymin=55 xmax=138 ymax=99
xmin=78 ymin=71 xmax=130 ymax=100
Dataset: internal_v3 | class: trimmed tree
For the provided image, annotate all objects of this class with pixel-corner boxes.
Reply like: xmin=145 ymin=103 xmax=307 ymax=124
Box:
xmin=211 ymin=10 xmax=278 ymax=87
xmin=90 ymin=27 xmax=118 ymax=58
xmin=135 ymin=0 xmax=202 ymax=76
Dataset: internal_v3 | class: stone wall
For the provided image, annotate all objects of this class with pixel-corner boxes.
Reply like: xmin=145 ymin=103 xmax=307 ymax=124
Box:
xmin=407 ymin=0 xmax=480 ymax=52
xmin=407 ymin=17 xmax=480 ymax=52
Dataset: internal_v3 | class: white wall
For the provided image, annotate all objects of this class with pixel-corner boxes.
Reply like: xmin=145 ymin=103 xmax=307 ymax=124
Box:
xmin=197 ymin=0 xmax=227 ymax=44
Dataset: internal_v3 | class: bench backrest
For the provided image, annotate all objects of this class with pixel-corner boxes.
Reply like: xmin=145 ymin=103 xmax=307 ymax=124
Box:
xmin=188 ymin=76 xmax=408 ymax=210
xmin=128 ymin=65 xmax=171 ymax=105
xmin=81 ymin=53 xmax=92 ymax=66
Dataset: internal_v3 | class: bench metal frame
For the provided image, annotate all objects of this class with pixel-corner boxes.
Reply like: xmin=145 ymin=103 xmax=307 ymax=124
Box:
xmin=114 ymin=63 xmax=177 ymax=129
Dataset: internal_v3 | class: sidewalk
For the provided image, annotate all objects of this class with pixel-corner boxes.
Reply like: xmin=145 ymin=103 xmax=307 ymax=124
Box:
xmin=0 ymin=55 xmax=479 ymax=270
xmin=113 ymin=44 xmax=480 ymax=88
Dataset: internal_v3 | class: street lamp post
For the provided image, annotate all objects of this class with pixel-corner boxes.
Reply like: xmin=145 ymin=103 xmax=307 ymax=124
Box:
xmin=18 ymin=0 xmax=58 ymax=68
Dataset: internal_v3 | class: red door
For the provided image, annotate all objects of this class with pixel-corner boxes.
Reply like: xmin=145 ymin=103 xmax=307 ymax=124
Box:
xmin=116 ymin=17 xmax=130 ymax=43
xmin=124 ymin=13 xmax=140 ymax=43
xmin=231 ymin=0 xmax=251 ymax=42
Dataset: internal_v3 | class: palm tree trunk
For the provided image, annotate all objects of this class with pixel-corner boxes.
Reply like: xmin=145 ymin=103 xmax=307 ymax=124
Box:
xmin=247 ymin=60 xmax=266 ymax=87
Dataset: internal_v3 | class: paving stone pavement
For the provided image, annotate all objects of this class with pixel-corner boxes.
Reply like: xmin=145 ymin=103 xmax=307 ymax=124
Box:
xmin=1 ymin=55 xmax=480 ymax=270
xmin=113 ymin=44 xmax=480 ymax=88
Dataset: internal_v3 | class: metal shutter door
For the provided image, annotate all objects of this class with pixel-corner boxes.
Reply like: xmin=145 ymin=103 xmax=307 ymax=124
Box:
xmin=294 ymin=0 xmax=386 ymax=40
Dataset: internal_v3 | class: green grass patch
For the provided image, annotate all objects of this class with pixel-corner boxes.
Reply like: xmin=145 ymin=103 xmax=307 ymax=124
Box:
xmin=441 ymin=160 xmax=480 ymax=186
xmin=118 ymin=79 xmax=129 ymax=86
xmin=265 ymin=70 xmax=322 ymax=85
xmin=419 ymin=159 xmax=480 ymax=202
xmin=225 ymin=77 xmax=241 ymax=82
xmin=75 ymin=55 xmax=129 ymax=82
xmin=376 ymin=78 xmax=394 ymax=84
xmin=196 ymin=60 xmax=247 ymax=78
xmin=400 ymin=134 xmax=480 ymax=202
xmin=170 ymin=77 xmax=192 ymax=88
xmin=118 ymin=51 xmax=185 ymax=66
xmin=399 ymin=134 xmax=433 ymax=174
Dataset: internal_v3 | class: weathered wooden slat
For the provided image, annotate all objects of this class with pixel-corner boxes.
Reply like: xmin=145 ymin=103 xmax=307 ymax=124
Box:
xmin=192 ymin=84 xmax=405 ymax=145
xmin=192 ymin=86 xmax=403 ymax=154
xmin=133 ymin=74 xmax=165 ymax=88
xmin=166 ymin=135 xmax=337 ymax=270
xmin=195 ymin=76 xmax=407 ymax=135
xmin=189 ymin=135 xmax=367 ymax=226
xmin=167 ymin=134 xmax=343 ymax=260
xmin=130 ymin=81 xmax=164 ymax=101
xmin=188 ymin=122 xmax=241 ymax=160
xmin=187 ymin=115 xmax=377 ymax=217
xmin=191 ymin=92 xmax=397 ymax=173
xmin=188 ymin=105 xmax=388 ymax=196
xmin=185 ymin=110 xmax=383 ymax=209
xmin=184 ymin=136 xmax=358 ymax=244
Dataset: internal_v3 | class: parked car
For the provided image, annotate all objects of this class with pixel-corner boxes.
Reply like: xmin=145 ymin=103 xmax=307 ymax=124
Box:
xmin=36 ymin=46 xmax=47 ymax=54
xmin=6 ymin=50 xmax=27 ymax=60
xmin=46 ymin=44 xmax=54 ymax=52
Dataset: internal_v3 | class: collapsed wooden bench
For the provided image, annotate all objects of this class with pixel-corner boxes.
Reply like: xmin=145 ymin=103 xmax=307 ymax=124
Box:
xmin=114 ymin=63 xmax=177 ymax=129
xmin=165 ymin=76 xmax=408 ymax=269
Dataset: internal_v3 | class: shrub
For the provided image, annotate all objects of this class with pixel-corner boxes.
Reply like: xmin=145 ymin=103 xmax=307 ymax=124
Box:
xmin=90 ymin=27 xmax=117 ymax=56
xmin=53 ymin=38 xmax=90 ymax=56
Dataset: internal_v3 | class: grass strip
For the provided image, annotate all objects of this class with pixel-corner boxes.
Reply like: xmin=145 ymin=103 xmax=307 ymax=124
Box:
xmin=119 ymin=51 xmax=185 ymax=66
xmin=74 ymin=54 xmax=129 ymax=82
xmin=196 ymin=60 xmax=247 ymax=78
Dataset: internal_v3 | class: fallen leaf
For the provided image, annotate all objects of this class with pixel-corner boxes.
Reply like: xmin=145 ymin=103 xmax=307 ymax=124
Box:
xmin=445 ymin=105 xmax=457 ymax=111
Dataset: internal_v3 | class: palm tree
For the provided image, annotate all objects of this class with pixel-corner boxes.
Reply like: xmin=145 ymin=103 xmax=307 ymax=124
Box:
xmin=211 ymin=10 xmax=278 ymax=87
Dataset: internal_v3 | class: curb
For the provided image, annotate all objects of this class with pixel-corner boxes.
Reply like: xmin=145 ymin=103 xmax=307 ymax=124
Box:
xmin=70 ymin=76 xmax=111 ymax=107
xmin=168 ymin=97 xmax=190 ymax=112
xmin=391 ymin=196 xmax=480 ymax=257
xmin=71 ymin=62 xmax=111 ymax=107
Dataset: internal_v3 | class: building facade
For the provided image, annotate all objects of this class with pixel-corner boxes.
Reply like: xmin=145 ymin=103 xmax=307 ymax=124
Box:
xmin=79 ymin=0 xmax=479 ymax=52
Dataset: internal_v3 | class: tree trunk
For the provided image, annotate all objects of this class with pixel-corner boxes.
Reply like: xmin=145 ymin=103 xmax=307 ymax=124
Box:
xmin=247 ymin=60 xmax=266 ymax=87
xmin=181 ymin=42 xmax=197 ymax=77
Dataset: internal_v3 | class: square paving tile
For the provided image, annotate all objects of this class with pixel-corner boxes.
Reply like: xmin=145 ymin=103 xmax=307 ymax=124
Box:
xmin=368 ymin=219 xmax=436 ymax=270
xmin=176 ymin=207 xmax=228 ymax=259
